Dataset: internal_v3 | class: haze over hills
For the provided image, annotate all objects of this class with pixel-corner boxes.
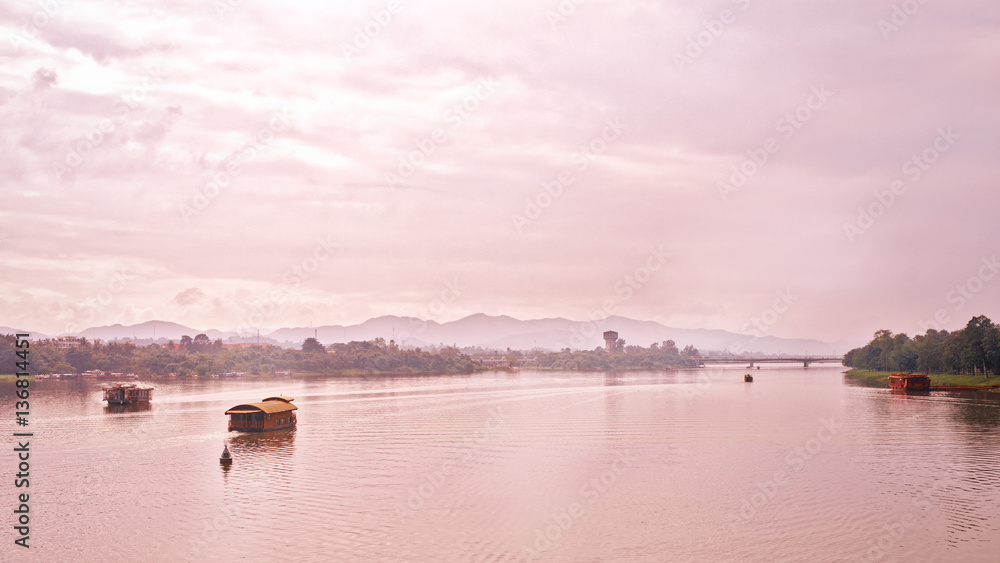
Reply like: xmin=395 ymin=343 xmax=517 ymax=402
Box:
xmin=0 ymin=326 xmax=46 ymax=338
xmin=28 ymin=315 xmax=859 ymax=355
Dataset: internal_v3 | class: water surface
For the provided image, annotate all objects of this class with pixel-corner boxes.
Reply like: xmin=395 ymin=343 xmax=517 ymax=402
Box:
xmin=4 ymin=366 xmax=999 ymax=561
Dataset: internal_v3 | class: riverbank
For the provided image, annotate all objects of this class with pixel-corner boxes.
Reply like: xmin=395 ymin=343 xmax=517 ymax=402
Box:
xmin=0 ymin=373 xmax=32 ymax=382
xmin=845 ymin=369 xmax=999 ymax=390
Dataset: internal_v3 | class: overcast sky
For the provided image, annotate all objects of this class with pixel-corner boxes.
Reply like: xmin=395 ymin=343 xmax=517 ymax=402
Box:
xmin=1 ymin=0 xmax=998 ymax=342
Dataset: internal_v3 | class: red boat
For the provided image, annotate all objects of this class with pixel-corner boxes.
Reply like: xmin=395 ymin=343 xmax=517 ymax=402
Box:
xmin=888 ymin=373 xmax=930 ymax=392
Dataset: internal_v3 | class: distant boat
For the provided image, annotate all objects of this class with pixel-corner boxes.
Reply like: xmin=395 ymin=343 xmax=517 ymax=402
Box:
xmin=744 ymin=374 xmax=753 ymax=382
xmin=220 ymin=444 xmax=233 ymax=465
xmin=103 ymin=383 xmax=153 ymax=405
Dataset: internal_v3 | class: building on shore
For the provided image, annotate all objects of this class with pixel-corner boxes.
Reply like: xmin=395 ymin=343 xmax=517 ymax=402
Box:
xmin=604 ymin=331 xmax=619 ymax=353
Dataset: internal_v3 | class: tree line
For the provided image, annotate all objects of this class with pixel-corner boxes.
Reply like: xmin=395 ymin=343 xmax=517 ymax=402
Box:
xmin=843 ymin=315 xmax=1000 ymax=377
xmin=514 ymin=340 xmax=700 ymax=371
xmin=0 ymin=335 xmax=480 ymax=376
xmin=0 ymin=334 xmax=702 ymax=376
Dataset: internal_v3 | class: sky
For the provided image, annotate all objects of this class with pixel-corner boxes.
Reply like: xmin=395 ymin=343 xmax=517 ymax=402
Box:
xmin=1 ymin=0 xmax=998 ymax=343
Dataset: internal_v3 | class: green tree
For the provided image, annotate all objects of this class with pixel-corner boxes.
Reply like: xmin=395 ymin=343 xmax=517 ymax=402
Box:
xmin=302 ymin=337 xmax=326 ymax=354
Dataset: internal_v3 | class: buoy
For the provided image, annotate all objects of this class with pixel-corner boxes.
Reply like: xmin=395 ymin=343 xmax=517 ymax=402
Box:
xmin=220 ymin=444 xmax=233 ymax=465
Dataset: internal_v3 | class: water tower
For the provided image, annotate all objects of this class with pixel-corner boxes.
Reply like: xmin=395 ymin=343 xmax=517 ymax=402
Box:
xmin=603 ymin=331 xmax=618 ymax=353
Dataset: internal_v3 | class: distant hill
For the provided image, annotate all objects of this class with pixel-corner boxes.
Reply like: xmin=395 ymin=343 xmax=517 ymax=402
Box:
xmin=260 ymin=314 xmax=854 ymax=355
xmin=0 ymin=326 xmax=46 ymax=338
xmin=71 ymin=321 xmax=240 ymax=342
xmin=42 ymin=315 xmax=855 ymax=354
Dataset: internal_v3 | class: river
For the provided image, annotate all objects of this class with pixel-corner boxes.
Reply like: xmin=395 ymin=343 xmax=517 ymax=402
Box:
xmin=3 ymin=365 xmax=999 ymax=561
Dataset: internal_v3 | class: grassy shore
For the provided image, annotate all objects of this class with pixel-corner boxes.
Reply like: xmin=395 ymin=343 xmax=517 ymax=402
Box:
xmin=0 ymin=374 xmax=32 ymax=382
xmin=845 ymin=369 xmax=999 ymax=389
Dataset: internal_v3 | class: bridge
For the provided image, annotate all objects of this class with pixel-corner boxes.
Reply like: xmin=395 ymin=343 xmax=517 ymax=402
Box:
xmin=698 ymin=356 xmax=843 ymax=368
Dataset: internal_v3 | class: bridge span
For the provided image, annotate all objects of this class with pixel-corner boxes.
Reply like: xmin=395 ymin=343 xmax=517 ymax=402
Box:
xmin=698 ymin=356 xmax=843 ymax=368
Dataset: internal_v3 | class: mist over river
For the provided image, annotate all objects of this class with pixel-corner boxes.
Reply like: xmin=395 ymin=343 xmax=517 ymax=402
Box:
xmin=4 ymin=365 xmax=999 ymax=562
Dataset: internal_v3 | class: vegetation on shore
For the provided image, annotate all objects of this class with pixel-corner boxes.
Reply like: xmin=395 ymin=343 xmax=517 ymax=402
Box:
xmin=505 ymin=340 xmax=700 ymax=371
xmin=0 ymin=332 xmax=702 ymax=377
xmin=0 ymin=335 xmax=481 ymax=377
xmin=843 ymin=315 xmax=1000 ymax=378
xmin=0 ymin=373 xmax=31 ymax=382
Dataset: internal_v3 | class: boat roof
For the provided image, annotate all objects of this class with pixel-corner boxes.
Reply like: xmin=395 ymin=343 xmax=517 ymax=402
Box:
xmin=263 ymin=395 xmax=294 ymax=403
xmin=225 ymin=400 xmax=298 ymax=415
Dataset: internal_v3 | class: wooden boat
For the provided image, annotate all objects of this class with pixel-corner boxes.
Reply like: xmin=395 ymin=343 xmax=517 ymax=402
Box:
xmin=744 ymin=374 xmax=753 ymax=382
xmin=220 ymin=444 xmax=233 ymax=465
xmin=888 ymin=373 xmax=930 ymax=392
xmin=225 ymin=395 xmax=297 ymax=432
xmin=103 ymin=383 xmax=153 ymax=405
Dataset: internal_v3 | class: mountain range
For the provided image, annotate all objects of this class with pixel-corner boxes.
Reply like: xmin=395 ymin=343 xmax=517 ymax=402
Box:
xmin=2 ymin=315 xmax=858 ymax=355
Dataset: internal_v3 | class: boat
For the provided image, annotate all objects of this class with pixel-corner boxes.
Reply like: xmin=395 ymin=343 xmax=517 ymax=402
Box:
xmin=225 ymin=395 xmax=298 ymax=432
xmin=888 ymin=372 xmax=931 ymax=392
xmin=103 ymin=383 xmax=154 ymax=405
xmin=744 ymin=374 xmax=753 ymax=382
xmin=220 ymin=444 xmax=233 ymax=465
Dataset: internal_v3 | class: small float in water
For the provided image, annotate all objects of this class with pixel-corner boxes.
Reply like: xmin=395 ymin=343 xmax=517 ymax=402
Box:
xmin=744 ymin=374 xmax=753 ymax=382
xmin=220 ymin=444 xmax=233 ymax=465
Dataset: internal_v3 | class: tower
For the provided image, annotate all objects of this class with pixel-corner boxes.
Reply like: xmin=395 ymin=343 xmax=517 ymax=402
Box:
xmin=603 ymin=331 xmax=619 ymax=353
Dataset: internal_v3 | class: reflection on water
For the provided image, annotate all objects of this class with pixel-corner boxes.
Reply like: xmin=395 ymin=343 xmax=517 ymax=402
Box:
xmin=2 ymin=367 xmax=998 ymax=562
xmin=103 ymin=402 xmax=153 ymax=414
xmin=227 ymin=428 xmax=296 ymax=461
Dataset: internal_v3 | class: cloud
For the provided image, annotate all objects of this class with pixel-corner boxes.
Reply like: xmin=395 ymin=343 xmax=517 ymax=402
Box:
xmin=32 ymin=67 xmax=58 ymax=90
xmin=172 ymin=287 xmax=207 ymax=307
xmin=1 ymin=1 xmax=998 ymax=341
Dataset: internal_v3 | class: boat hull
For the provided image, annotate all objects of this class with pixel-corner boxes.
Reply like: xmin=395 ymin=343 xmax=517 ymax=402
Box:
xmin=228 ymin=422 xmax=296 ymax=432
